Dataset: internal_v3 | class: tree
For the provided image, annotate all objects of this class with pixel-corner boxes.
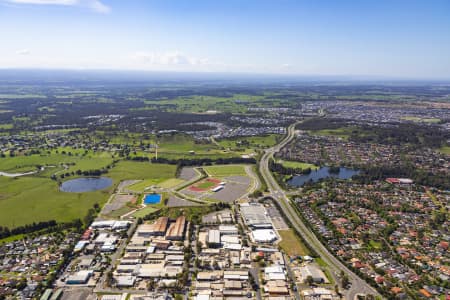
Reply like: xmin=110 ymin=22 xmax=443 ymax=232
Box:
xmin=341 ymin=274 xmax=350 ymax=289
xmin=305 ymin=275 xmax=314 ymax=286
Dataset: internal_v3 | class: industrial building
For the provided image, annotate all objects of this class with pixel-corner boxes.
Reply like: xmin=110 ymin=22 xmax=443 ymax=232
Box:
xmin=251 ymin=229 xmax=278 ymax=243
xmin=137 ymin=217 xmax=169 ymax=237
xmin=298 ymin=264 xmax=329 ymax=284
xmin=66 ymin=270 xmax=93 ymax=285
xmin=207 ymin=229 xmax=221 ymax=247
xmin=240 ymin=203 xmax=273 ymax=229
xmin=166 ymin=216 xmax=186 ymax=240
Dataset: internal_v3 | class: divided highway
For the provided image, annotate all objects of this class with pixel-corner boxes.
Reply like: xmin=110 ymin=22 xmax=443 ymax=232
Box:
xmin=259 ymin=122 xmax=382 ymax=300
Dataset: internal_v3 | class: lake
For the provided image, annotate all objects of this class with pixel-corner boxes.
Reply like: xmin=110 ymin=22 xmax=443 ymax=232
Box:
xmin=287 ymin=167 xmax=360 ymax=187
xmin=60 ymin=177 xmax=113 ymax=193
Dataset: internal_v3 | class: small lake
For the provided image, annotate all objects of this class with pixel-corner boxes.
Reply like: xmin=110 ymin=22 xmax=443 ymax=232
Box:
xmin=60 ymin=177 xmax=113 ymax=193
xmin=144 ymin=194 xmax=161 ymax=205
xmin=287 ymin=167 xmax=360 ymax=187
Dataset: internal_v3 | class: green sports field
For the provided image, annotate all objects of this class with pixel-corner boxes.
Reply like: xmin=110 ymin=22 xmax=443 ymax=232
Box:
xmin=204 ymin=165 xmax=248 ymax=177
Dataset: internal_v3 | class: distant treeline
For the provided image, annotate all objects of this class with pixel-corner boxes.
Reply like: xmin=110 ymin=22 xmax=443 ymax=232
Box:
xmin=354 ymin=164 xmax=450 ymax=190
xmin=127 ymin=156 xmax=256 ymax=166
xmin=0 ymin=219 xmax=83 ymax=240
xmin=297 ymin=118 xmax=449 ymax=149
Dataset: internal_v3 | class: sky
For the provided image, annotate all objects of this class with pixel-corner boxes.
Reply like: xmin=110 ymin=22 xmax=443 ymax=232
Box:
xmin=0 ymin=0 xmax=450 ymax=79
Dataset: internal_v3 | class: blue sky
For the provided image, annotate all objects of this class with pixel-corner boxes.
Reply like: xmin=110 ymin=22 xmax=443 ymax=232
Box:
xmin=0 ymin=0 xmax=450 ymax=78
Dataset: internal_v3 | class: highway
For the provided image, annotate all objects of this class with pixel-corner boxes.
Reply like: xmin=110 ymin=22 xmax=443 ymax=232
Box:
xmin=259 ymin=122 xmax=382 ymax=300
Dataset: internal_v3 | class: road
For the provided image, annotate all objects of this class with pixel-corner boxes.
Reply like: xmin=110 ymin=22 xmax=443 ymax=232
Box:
xmin=94 ymin=218 xmax=138 ymax=293
xmin=259 ymin=122 xmax=382 ymax=300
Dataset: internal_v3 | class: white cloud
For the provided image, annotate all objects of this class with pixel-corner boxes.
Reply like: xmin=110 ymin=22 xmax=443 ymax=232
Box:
xmin=16 ymin=49 xmax=30 ymax=55
xmin=132 ymin=51 xmax=210 ymax=66
xmin=3 ymin=0 xmax=110 ymax=13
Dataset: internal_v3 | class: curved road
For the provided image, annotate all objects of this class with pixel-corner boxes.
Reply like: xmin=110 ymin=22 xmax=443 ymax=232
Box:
xmin=259 ymin=122 xmax=382 ymax=300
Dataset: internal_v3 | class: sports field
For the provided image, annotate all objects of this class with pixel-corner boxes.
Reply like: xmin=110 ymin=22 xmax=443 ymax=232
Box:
xmin=188 ymin=178 xmax=221 ymax=192
xmin=204 ymin=165 xmax=247 ymax=177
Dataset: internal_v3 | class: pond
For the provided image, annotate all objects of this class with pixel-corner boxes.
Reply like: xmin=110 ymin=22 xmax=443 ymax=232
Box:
xmin=286 ymin=167 xmax=360 ymax=187
xmin=144 ymin=194 xmax=161 ymax=205
xmin=60 ymin=177 xmax=113 ymax=193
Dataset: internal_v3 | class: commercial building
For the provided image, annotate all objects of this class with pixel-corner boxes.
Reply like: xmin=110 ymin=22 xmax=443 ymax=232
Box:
xmin=240 ymin=203 xmax=273 ymax=229
xmin=166 ymin=216 xmax=186 ymax=240
xmin=66 ymin=270 xmax=93 ymax=284
xmin=299 ymin=264 xmax=328 ymax=284
xmin=137 ymin=217 xmax=168 ymax=237
xmin=207 ymin=229 xmax=221 ymax=247
xmin=251 ymin=229 xmax=278 ymax=243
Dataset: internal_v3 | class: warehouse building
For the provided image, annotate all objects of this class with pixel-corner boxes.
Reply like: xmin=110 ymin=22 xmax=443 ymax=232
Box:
xmin=166 ymin=216 xmax=186 ymax=240
xmin=137 ymin=217 xmax=169 ymax=237
xmin=66 ymin=270 xmax=93 ymax=285
xmin=299 ymin=264 xmax=329 ymax=284
xmin=240 ymin=203 xmax=273 ymax=229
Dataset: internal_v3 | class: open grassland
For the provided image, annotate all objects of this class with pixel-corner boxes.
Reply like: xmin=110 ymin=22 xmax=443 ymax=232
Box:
xmin=439 ymin=145 xmax=450 ymax=155
xmin=0 ymin=123 xmax=13 ymax=130
xmin=139 ymin=94 xmax=266 ymax=114
xmin=276 ymin=160 xmax=318 ymax=170
xmin=309 ymin=127 xmax=353 ymax=139
xmin=401 ymin=116 xmax=441 ymax=123
xmin=107 ymin=161 xmax=177 ymax=182
xmin=0 ymin=151 xmax=113 ymax=174
xmin=204 ymin=164 xmax=247 ymax=177
xmin=0 ymin=176 xmax=110 ymax=228
xmin=127 ymin=179 xmax=164 ymax=192
xmin=132 ymin=206 xmax=159 ymax=218
xmin=217 ymin=134 xmax=281 ymax=150
xmin=278 ymin=229 xmax=310 ymax=256
xmin=158 ymin=178 xmax=185 ymax=188
xmin=0 ymin=160 xmax=177 ymax=228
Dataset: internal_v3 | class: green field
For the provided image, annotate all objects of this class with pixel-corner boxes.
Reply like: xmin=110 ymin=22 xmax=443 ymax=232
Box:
xmin=217 ymin=134 xmax=281 ymax=150
xmin=0 ymin=151 xmax=113 ymax=174
xmin=139 ymin=94 xmax=266 ymax=114
xmin=159 ymin=178 xmax=185 ymax=188
xmin=132 ymin=206 xmax=160 ymax=218
xmin=0 ymin=176 xmax=110 ymax=228
xmin=309 ymin=127 xmax=352 ymax=139
xmin=439 ymin=145 xmax=450 ymax=155
xmin=0 ymin=160 xmax=178 ymax=228
xmin=401 ymin=116 xmax=441 ymax=123
xmin=107 ymin=161 xmax=177 ymax=182
xmin=368 ymin=240 xmax=383 ymax=250
xmin=0 ymin=124 xmax=13 ymax=129
xmin=277 ymin=160 xmax=318 ymax=170
xmin=123 ymin=177 xmax=185 ymax=192
xmin=204 ymin=165 xmax=247 ymax=177
xmin=196 ymin=180 xmax=218 ymax=189
xmin=278 ymin=229 xmax=310 ymax=256
xmin=127 ymin=179 xmax=163 ymax=192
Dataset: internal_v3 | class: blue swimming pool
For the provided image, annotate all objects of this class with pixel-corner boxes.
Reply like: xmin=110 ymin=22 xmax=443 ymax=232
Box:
xmin=144 ymin=194 xmax=161 ymax=205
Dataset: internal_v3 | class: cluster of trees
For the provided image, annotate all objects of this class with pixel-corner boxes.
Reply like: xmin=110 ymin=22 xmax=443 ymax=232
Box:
xmin=354 ymin=164 xmax=450 ymax=190
xmin=0 ymin=220 xmax=57 ymax=239
xmin=127 ymin=156 xmax=257 ymax=166
xmin=269 ymin=159 xmax=313 ymax=175
xmin=0 ymin=218 xmax=84 ymax=240
xmin=298 ymin=117 xmax=449 ymax=149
